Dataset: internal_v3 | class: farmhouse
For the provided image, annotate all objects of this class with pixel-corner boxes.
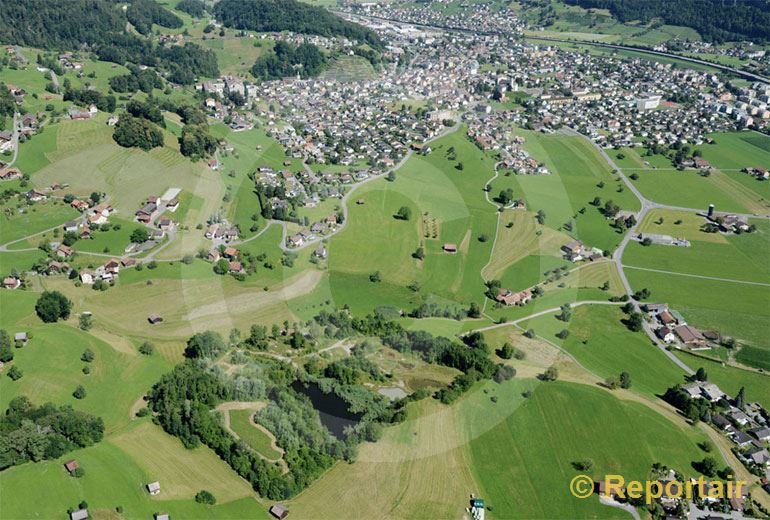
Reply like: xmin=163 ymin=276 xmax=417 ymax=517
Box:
xmin=655 ymin=327 xmax=676 ymax=343
xmin=63 ymin=220 xmax=79 ymax=233
xmin=314 ymin=245 xmax=327 ymax=259
xmin=0 ymin=167 xmax=22 ymax=181
xmin=56 ymin=244 xmax=73 ymax=259
xmin=673 ymin=324 xmax=706 ymax=347
xmin=79 ymin=270 xmax=94 ymax=284
xmin=3 ymin=277 xmax=20 ymax=289
xmin=496 ymin=288 xmax=532 ymax=306
xmin=136 ymin=202 xmax=158 ymax=223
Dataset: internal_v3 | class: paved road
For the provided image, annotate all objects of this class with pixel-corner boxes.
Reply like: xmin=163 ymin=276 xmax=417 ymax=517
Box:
xmin=572 ymin=130 xmax=698 ymax=374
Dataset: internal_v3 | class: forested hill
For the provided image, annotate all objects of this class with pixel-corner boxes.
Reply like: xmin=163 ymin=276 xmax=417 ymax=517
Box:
xmin=563 ymin=0 xmax=770 ymax=43
xmin=0 ymin=0 xmax=217 ymax=84
xmin=213 ymin=0 xmax=383 ymax=50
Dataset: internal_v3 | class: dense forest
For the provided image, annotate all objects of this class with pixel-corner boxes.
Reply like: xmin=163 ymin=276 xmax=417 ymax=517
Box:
xmin=213 ymin=0 xmax=383 ymax=50
xmin=126 ymin=0 xmax=183 ymax=35
xmin=251 ymin=41 xmax=327 ymax=80
xmin=563 ymin=0 xmax=770 ymax=43
xmin=0 ymin=0 xmax=218 ymax=84
xmin=177 ymin=0 xmax=206 ymax=18
xmin=0 ymin=396 xmax=105 ymax=470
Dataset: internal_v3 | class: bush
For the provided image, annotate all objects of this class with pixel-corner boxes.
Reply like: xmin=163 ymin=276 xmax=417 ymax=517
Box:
xmin=35 ymin=291 xmax=72 ymax=323
xmin=73 ymin=385 xmax=87 ymax=399
xmin=195 ymin=490 xmax=216 ymax=505
xmin=138 ymin=341 xmax=155 ymax=356
xmin=7 ymin=365 xmax=23 ymax=380
xmin=493 ymin=364 xmax=516 ymax=383
xmin=81 ymin=348 xmax=95 ymax=363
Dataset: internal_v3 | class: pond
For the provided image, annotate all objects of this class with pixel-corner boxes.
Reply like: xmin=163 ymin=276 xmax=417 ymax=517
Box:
xmin=293 ymin=381 xmax=362 ymax=439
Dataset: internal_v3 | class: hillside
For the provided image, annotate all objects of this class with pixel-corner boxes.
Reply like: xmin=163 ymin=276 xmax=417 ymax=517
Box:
xmin=213 ymin=0 xmax=383 ymax=50
xmin=0 ymin=0 xmax=218 ymax=83
xmin=563 ymin=0 xmax=770 ymax=43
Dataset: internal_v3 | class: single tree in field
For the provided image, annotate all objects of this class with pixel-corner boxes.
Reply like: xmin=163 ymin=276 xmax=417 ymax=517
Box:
xmin=35 ymin=291 xmax=72 ymax=323
xmin=396 ymin=206 xmax=411 ymax=220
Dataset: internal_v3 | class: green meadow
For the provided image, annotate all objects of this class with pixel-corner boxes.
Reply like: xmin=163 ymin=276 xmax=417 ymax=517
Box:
xmin=625 ymin=268 xmax=770 ymax=350
xmin=464 ymin=380 xmax=713 ymax=519
xmin=518 ymin=305 xmax=686 ymax=397
xmin=511 ymin=130 xmax=640 ymax=251
xmin=623 ymin=221 xmax=770 ymax=284
xmin=229 ymin=409 xmax=283 ymax=461
xmin=673 ymin=352 xmax=770 ymax=409
xmin=329 ymin=129 xmax=498 ymax=312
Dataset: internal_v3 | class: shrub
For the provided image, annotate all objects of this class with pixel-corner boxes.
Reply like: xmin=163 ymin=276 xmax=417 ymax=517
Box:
xmin=195 ymin=490 xmax=216 ymax=505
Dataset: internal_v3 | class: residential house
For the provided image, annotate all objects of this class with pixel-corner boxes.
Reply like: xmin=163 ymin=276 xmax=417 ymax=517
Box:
xmin=56 ymin=244 xmax=73 ymax=259
xmin=3 ymin=277 xmax=20 ymax=290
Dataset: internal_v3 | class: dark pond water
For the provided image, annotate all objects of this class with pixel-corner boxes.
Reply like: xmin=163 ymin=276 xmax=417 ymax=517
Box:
xmin=292 ymin=381 xmax=362 ymax=439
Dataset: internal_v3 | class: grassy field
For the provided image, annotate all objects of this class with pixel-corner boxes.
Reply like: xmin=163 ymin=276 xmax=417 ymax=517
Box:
xmin=630 ymin=168 xmax=767 ymax=215
xmin=518 ymin=305 xmax=687 ymax=397
xmin=625 ymin=268 xmax=770 ymax=350
xmin=623 ymin=221 xmax=770 ymax=284
xmin=511 ymin=130 xmax=640 ymax=251
xmin=318 ymin=55 xmax=377 ymax=82
xmin=31 ymin=115 xmax=222 ymax=226
xmin=465 ymin=380 xmax=713 ymax=519
xmin=672 ymin=352 xmax=770 ymax=409
xmin=329 ymin=129 xmax=498 ymax=312
xmin=0 ymin=199 xmax=78 ymax=244
xmin=228 ymin=409 xmax=283 ymax=461
xmin=1 ymin=420 xmax=269 ymax=520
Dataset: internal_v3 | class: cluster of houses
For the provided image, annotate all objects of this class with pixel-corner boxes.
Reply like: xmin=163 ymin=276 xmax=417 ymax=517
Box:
xmin=495 ymin=287 xmax=532 ymax=307
xmin=206 ymin=245 xmax=245 ymax=275
xmin=79 ymin=257 xmax=137 ymax=285
xmin=743 ymin=166 xmax=769 ymax=181
xmin=644 ymin=303 xmax=716 ymax=350
xmin=205 ymin=220 xmax=239 ymax=244
xmin=688 ymin=381 xmax=770 ymax=493
xmin=57 ymin=51 xmax=84 ymax=71
xmin=561 ymin=240 xmax=603 ymax=262
xmin=704 ymin=204 xmax=751 ymax=234
xmin=287 ymin=213 xmax=340 ymax=249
